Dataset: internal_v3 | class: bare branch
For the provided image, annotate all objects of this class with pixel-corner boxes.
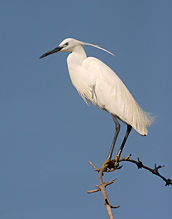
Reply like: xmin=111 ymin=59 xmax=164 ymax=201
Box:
xmin=88 ymin=162 xmax=119 ymax=218
xmin=87 ymin=151 xmax=171 ymax=218
xmin=117 ymin=155 xmax=172 ymax=186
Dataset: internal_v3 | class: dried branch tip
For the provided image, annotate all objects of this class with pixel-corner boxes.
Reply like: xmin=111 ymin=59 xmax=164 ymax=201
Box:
xmin=165 ymin=179 xmax=172 ymax=186
xmin=104 ymin=178 xmax=117 ymax=187
xmin=88 ymin=161 xmax=99 ymax=172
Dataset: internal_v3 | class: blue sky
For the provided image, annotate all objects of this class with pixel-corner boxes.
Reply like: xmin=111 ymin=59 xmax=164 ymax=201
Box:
xmin=1 ymin=0 xmax=172 ymax=218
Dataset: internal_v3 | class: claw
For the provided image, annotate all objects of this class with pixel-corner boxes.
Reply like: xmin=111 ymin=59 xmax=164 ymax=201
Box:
xmin=101 ymin=159 xmax=110 ymax=169
xmin=101 ymin=156 xmax=119 ymax=172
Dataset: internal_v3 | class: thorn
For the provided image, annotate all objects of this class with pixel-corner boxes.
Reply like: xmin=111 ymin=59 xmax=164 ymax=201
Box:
xmin=104 ymin=198 xmax=120 ymax=209
xmin=137 ymin=158 xmax=143 ymax=169
xmin=165 ymin=179 xmax=172 ymax=186
xmin=111 ymin=205 xmax=120 ymax=209
xmin=153 ymin=164 xmax=164 ymax=174
xmin=126 ymin=154 xmax=132 ymax=160
xmin=157 ymin=165 xmax=164 ymax=169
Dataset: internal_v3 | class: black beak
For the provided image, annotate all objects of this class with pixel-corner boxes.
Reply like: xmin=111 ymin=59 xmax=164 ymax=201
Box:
xmin=40 ymin=46 xmax=62 ymax=59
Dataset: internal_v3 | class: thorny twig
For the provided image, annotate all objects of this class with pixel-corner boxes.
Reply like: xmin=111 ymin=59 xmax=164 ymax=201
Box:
xmin=87 ymin=161 xmax=120 ymax=219
xmin=117 ymin=154 xmax=172 ymax=186
xmin=87 ymin=155 xmax=171 ymax=218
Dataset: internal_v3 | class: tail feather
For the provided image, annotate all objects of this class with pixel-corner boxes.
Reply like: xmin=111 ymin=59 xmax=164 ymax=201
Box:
xmin=130 ymin=106 xmax=154 ymax=136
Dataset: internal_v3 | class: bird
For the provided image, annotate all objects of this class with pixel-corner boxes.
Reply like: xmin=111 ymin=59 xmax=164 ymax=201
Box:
xmin=40 ymin=38 xmax=153 ymax=169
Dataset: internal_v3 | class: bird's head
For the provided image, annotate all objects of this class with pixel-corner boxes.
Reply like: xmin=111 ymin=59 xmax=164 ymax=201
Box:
xmin=40 ymin=38 xmax=114 ymax=59
xmin=40 ymin=38 xmax=83 ymax=59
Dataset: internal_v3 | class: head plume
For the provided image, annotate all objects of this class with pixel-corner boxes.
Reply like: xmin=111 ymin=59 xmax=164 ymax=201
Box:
xmin=79 ymin=40 xmax=114 ymax=56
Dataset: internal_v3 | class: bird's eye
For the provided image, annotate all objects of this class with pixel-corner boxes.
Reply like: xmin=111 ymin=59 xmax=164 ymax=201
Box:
xmin=64 ymin=42 xmax=69 ymax=46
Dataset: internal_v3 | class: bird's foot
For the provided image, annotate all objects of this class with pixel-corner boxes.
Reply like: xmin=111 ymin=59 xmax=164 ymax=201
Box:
xmin=101 ymin=159 xmax=110 ymax=169
xmin=101 ymin=157 xmax=119 ymax=172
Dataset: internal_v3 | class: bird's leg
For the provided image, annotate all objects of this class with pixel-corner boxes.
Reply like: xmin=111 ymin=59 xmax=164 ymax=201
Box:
xmin=112 ymin=125 xmax=132 ymax=169
xmin=107 ymin=115 xmax=121 ymax=160
xmin=101 ymin=115 xmax=120 ymax=169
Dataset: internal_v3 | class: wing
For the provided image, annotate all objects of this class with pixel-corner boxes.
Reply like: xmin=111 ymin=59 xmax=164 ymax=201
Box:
xmin=82 ymin=57 xmax=153 ymax=136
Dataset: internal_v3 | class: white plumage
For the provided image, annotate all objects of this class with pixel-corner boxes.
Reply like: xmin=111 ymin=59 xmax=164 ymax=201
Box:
xmin=65 ymin=38 xmax=152 ymax=136
xmin=40 ymin=38 xmax=153 ymax=162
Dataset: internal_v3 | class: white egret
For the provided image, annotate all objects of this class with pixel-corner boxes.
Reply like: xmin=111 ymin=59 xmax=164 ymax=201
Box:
xmin=40 ymin=38 xmax=153 ymax=168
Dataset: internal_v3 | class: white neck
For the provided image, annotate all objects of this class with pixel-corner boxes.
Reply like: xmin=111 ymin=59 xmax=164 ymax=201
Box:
xmin=66 ymin=45 xmax=87 ymax=92
xmin=67 ymin=45 xmax=87 ymax=68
